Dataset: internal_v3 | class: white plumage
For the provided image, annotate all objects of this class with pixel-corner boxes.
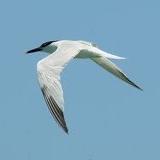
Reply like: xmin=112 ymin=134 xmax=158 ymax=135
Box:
xmin=27 ymin=40 xmax=142 ymax=134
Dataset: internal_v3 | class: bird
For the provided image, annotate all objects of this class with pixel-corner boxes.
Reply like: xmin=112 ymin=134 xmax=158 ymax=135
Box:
xmin=26 ymin=40 xmax=142 ymax=134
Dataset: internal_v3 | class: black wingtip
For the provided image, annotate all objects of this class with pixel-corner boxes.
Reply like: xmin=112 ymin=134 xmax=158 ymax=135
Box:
xmin=135 ymin=85 xmax=143 ymax=91
xmin=61 ymin=117 xmax=69 ymax=135
xmin=131 ymin=82 xmax=143 ymax=91
xmin=127 ymin=78 xmax=143 ymax=91
xmin=119 ymin=71 xmax=143 ymax=91
xmin=64 ymin=127 xmax=69 ymax=135
xmin=41 ymin=86 xmax=69 ymax=135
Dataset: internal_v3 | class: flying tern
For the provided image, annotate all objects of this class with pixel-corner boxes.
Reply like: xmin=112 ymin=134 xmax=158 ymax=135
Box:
xmin=27 ymin=40 xmax=142 ymax=134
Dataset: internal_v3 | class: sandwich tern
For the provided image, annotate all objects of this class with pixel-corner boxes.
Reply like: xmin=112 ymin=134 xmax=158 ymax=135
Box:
xmin=27 ymin=40 xmax=142 ymax=134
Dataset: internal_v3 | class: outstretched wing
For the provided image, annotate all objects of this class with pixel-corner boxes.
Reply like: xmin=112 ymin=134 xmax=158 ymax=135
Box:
xmin=79 ymin=43 xmax=142 ymax=90
xmin=37 ymin=45 xmax=80 ymax=133
xmin=91 ymin=56 xmax=142 ymax=90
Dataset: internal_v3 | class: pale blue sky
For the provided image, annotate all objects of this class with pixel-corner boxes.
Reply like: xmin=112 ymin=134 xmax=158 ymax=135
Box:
xmin=0 ymin=0 xmax=160 ymax=159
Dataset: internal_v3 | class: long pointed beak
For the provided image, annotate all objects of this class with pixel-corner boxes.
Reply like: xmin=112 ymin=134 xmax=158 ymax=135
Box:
xmin=26 ymin=47 xmax=42 ymax=54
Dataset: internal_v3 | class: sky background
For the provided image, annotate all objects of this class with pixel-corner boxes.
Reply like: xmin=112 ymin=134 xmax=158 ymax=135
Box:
xmin=0 ymin=0 xmax=160 ymax=159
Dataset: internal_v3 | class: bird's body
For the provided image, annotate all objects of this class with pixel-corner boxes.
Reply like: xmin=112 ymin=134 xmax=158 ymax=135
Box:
xmin=27 ymin=40 xmax=142 ymax=134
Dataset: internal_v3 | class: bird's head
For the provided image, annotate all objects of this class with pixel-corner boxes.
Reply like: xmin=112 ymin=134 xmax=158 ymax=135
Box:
xmin=26 ymin=40 xmax=58 ymax=54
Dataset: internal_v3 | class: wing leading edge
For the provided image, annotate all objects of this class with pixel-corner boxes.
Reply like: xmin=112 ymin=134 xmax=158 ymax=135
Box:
xmin=37 ymin=45 xmax=80 ymax=134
